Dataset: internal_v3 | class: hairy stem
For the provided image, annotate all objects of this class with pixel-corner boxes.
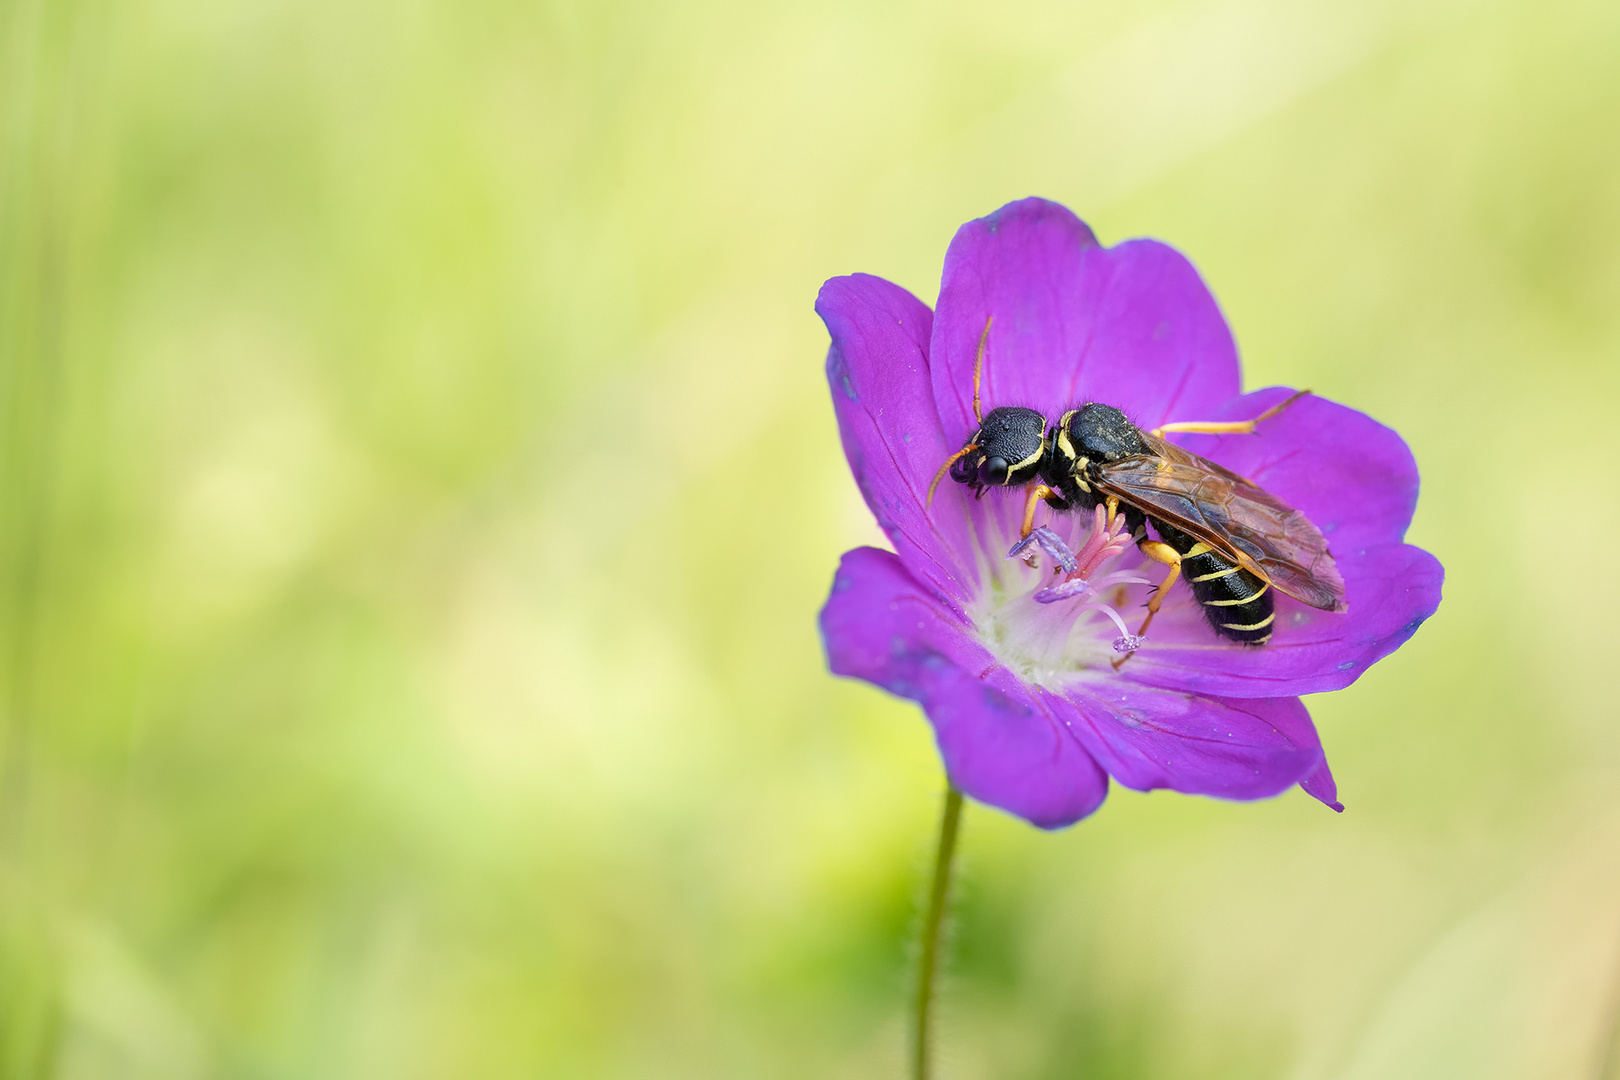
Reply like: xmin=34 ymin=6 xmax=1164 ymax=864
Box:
xmin=913 ymin=785 xmax=963 ymax=1080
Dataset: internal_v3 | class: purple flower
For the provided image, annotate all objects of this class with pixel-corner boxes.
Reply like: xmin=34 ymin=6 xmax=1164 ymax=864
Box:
xmin=818 ymin=198 xmax=1443 ymax=828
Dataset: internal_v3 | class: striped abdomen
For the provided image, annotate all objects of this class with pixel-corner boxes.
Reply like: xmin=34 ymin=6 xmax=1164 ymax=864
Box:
xmin=1154 ymin=521 xmax=1275 ymax=645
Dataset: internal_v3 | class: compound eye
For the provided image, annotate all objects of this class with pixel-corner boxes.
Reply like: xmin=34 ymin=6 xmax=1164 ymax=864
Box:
xmin=984 ymin=457 xmax=1010 ymax=485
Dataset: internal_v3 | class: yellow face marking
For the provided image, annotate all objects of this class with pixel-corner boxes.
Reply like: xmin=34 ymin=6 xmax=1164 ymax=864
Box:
xmin=1220 ymin=612 xmax=1277 ymax=632
xmin=1202 ymin=583 xmax=1269 ymax=606
xmin=1189 ymin=565 xmax=1242 ymax=583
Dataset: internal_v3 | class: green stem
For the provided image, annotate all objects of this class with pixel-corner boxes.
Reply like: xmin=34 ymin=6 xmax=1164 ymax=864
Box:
xmin=1596 ymin=919 xmax=1620 ymax=1080
xmin=913 ymin=785 xmax=963 ymax=1080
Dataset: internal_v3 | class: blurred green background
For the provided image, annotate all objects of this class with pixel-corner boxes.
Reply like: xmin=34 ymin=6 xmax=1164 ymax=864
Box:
xmin=3 ymin=0 xmax=1620 ymax=1075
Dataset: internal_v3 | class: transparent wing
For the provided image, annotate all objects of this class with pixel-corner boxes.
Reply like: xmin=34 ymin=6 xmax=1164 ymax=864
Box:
xmin=1096 ymin=433 xmax=1347 ymax=612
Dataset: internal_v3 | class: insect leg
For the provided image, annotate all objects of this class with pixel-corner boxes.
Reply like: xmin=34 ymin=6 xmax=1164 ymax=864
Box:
xmin=1149 ymin=388 xmax=1311 ymax=438
xmin=1110 ymin=539 xmax=1181 ymax=670
xmin=1018 ymin=484 xmax=1064 ymax=538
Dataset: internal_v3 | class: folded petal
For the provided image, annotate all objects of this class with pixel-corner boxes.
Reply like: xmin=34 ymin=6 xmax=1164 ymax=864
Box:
xmin=821 ymin=547 xmax=1109 ymax=828
xmin=1166 ymin=387 xmax=1422 ymax=552
xmin=1125 ymin=541 xmax=1443 ymax=698
xmin=817 ymin=274 xmax=977 ymax=609
xmin=1052 ymin=682 xmax=1323 ymax=801
xmin=930 ymin=197 xmax=1241 ymax=447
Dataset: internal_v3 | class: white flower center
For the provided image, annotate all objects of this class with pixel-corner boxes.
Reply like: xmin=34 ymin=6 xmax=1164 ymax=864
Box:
xmin=968 ymin=506 xmax=1155 ymax=688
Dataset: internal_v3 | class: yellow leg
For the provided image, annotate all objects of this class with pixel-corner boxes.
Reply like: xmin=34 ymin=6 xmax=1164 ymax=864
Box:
xmin=1019 ymin=484 xmax=1058 ymax=538
xmin=1111 ymin=540 xmax=1181 ymax=670
xmin=1149 ymin=389 xmax=1311 ymax=438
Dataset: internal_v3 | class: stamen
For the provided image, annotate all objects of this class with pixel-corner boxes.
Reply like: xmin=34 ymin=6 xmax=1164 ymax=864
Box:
xmin=1069 ymin=503 xmax=1133 ymax=580
xmin=1034 ymin=570 xmax=1150 ymax=606
xmin=1033 ymin=578 xmax=1091 ymax=604
xmin=1017 ymin=506 xmax=1141 ymax=607
xmin=1029 ymin=509 xmax=1152 ymax=655
xmin=981 ymin=501 xmax=1153 ymax=680
xmin=1080 ymin=601 xmax=1131 ymax=639
xmin=1006 ymin=527 xmax=1078 ymax=574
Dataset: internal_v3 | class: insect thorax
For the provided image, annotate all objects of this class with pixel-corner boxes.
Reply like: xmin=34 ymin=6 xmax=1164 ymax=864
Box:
xmin=1041 ymin=403 xmax=1146 ymax=501
xmin=1062 ymin=403 xmax=1150 ymax=462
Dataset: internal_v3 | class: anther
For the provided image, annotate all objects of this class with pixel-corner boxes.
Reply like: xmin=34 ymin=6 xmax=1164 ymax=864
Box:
xmin=1033 ymin=578 xmax=1093 ymax=604
xmin=1006 ymin=527 xmax=1078 ymax=574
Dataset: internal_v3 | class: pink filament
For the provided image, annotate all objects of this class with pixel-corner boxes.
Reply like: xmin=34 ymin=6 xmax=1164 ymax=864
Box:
xmin=1069 ymin=503 xmax=1133 ymax=580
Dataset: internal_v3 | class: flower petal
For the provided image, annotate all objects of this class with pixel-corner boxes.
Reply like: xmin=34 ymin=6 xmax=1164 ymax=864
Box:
xmin=1051 ymin=682 xmax=1323 ymax=801
xmin=817 ymin=274 xmax=977 ymax=608
xmin=821 ymin=546 xmax=1109 ymax=828
xmin=930 ymin=197 xmax=1242 ymax=448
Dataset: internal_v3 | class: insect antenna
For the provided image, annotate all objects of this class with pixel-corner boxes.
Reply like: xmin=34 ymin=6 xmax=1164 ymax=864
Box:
xmin=972 ymin=315 xmax=992 ymax=424
xmin=926 ymin=315 xmax=994 ymax=507
xmin=926 ymin=444 xmax=978 ymax=506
